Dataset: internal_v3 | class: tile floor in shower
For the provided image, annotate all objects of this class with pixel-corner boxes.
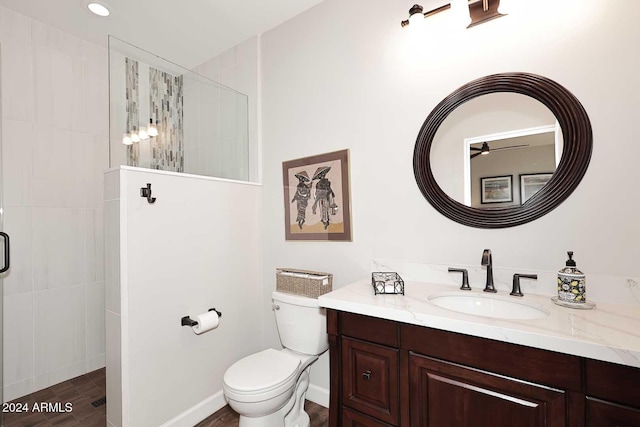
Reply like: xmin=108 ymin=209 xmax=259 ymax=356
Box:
xmin=3 ymin=369 xmax=328 ymax=426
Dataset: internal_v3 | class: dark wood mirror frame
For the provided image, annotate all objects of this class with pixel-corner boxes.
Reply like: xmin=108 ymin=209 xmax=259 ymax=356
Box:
xmin=413 ymin=72 xmax=592 ymax=228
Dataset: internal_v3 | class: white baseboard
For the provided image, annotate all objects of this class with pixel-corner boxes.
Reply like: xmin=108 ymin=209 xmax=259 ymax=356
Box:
xmin=159 ymin=390 xmax=227 ymax=427
xmin=306 ymin=384 xmax=329 ymax=408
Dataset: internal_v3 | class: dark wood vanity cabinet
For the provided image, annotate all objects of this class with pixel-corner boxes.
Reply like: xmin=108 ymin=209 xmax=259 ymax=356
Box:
xmin=326 ymin=309 xmax=640 ymax=427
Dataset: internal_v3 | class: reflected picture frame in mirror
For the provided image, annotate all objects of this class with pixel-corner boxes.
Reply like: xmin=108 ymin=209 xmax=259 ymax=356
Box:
xmin=413 ymin=72 xmax=593 ymax=228
xmin=462 ymin=123 xmax=561 ymax=208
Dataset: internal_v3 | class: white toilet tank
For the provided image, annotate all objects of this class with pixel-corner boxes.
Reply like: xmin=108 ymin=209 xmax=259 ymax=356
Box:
xmin=272 ymin=291 xmax=329 ymax=355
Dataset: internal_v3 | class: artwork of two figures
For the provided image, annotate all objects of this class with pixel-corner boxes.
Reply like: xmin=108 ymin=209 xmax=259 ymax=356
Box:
xmin=283 ymin=150 xmax=352 ymax=241
xmin=292 ymin=166 xmax=338 ymax=230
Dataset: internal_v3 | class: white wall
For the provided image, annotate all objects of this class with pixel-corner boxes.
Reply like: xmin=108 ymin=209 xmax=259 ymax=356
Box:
xmin=105 ymin=167 xmax=263 ymax=427
xmin=259 ymin=0 xmax=640 ymax=393
xmin=1 ymin=5 xmax=108 ymax=401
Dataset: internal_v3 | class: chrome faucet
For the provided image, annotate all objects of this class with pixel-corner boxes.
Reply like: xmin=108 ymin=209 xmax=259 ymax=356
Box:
xmin=481 ymin=249 xmax=496 ymax=293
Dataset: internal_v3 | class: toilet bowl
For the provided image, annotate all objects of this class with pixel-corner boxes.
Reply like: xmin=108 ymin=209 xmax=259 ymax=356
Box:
xmin=223 ymin=291 xmax=329 ymax=427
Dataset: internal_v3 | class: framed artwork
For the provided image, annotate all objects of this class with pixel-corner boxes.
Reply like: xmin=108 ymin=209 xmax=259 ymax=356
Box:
xmin=282 ymin=149 xmax=352 ymax=241
xmin=520 ymin=173 xmax=553 ymax=204
xmin=481 ymin=175 xmax=513 ymax=204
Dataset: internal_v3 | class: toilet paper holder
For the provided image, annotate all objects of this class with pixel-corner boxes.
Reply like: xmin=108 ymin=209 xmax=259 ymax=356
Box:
xmin=181 ymin=308 xmax=222 ymax=327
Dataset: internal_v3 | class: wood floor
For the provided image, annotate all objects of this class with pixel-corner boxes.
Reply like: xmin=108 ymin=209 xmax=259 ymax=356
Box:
xmin=2 ymin=368 xmax=106 ymax=426
xmin=2 ymin=367 xmax=328 ymax=426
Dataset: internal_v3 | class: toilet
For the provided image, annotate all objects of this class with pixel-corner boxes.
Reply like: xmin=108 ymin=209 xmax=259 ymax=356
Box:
xmin=223 ymin=291 xmax=329 ymax=427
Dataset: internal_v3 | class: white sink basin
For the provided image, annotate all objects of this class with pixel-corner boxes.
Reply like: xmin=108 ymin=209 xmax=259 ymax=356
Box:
xmin=428 ymin=292 xmax=549 ymax=320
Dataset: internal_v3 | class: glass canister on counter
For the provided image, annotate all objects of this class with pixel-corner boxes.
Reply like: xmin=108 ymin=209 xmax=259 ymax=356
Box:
xmin=557 ymin=251 xmax=586 ymax=303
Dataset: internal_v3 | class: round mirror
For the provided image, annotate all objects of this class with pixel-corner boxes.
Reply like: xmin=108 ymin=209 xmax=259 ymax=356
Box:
xmin=413 ymin=73 xmax=592 ymax=228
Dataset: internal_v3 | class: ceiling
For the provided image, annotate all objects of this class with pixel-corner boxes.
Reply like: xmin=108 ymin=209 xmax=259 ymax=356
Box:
xmin=0 ymin=0 xmax=325 ymax=68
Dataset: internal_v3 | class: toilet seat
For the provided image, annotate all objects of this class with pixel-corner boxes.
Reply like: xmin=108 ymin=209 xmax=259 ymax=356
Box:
xmin=224 ymin=349 xmax=301 ymax=403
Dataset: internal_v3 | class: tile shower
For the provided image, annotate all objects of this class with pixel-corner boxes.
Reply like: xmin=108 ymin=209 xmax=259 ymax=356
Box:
xmin=1 ymin=5 xmax=108 ymax=403
xmin=109 ymin=36 xmax=251 ymax=181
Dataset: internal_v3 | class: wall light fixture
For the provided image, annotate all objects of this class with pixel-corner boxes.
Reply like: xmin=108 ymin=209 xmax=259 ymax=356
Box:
xmin=147 ymin=119 xmax=159 ymax=137
xmin=401 ymin=3 xmax=452 ymax=27
xmin=122 ymin=119 xmax=159 ymax=145
xmin=467 ymin=0 xmax=505 ymax=28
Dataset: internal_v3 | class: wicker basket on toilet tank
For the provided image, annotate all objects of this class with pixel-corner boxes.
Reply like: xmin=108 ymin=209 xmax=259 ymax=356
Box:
xmin=276 ymin=268 xmax=333 ymax=298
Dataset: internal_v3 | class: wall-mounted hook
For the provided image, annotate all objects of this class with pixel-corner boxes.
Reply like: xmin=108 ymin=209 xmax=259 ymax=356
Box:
xmin=140 ymin=183 xmax=156 ymax=204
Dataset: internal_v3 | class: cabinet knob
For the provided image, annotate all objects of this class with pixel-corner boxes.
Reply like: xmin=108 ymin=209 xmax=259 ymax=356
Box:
xmin=362 ymin=370 xmax=372 ymax=380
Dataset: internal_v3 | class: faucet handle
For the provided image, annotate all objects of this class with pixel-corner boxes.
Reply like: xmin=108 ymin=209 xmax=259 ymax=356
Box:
xmin=448 ymin=268 xmax=471 ymax=291
xmin=481 ymin=249 xmax=492 ymax=265
xmin=510 ymin=274 xmax=538 ymax=297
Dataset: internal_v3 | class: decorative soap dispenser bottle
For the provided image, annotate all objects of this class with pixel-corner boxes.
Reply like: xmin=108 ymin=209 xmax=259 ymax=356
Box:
xmin=557 ymin=251 xmax=586 ymax=304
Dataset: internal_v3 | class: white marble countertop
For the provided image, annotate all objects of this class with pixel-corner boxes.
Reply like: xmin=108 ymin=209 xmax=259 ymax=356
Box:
xmin=318 ymin=280 xmax=640 ymax=368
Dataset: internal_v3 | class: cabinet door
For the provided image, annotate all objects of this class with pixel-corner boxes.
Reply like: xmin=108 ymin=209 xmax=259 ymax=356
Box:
xmin=587 ymin=398 xmax=640 ymax=427
xmin=342 ymin=337 xmax=399 ymax=425
xmin=409 ymin=353 xmax=566 ymax=427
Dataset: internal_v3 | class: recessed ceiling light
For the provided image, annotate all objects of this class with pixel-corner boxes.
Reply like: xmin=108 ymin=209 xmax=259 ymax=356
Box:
xmin=87 ymin=2 xmax=110 ymax=17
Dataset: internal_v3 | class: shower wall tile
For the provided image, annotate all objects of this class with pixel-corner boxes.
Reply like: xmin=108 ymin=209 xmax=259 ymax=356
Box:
xmin=33 ymin=284 xmax=86 ymax=377
xmin=31 ymin=125 xmax=85 ymax=208
xmin=105 ymin=169 xmax=121 ymax=201
xmin=32 ymin=20 xmax=84 ymax=132
xmin=2 ymin=378 xmax=33 ymax=404
xmin=197 ymin=55 xmax=220 ymax=81
xmin=182 ymin=78 xmax=200 ymax=174
xmin=1 ymin=118 xmax=33 ymax=207
xmin=82 ymin=41 xmax=109 ymax=85
xmin=148 ymin=68 xmax=184 ymax=171
xmin=86 ymin=281 xmax=106 ymax=359
xmin=193 ymin=35 xmax=258 ymax=182
xmin=219 ymin=47 xmax=237 ymax=71
xmin=85 ymin=135 xmax=110 ymax=209
xmin=1 ymin=207 xmax=33 ymax=296
xmin=0 ymin=5 xmax=32 ymax=48
xmin=0 ymin=6 xmax=34 ymax=123
xmin=85 ymin=209 xmax=105 ymax=283
xmin=33 ymin=361 xmax=86 ymax=393
xmin=3 ymin=292 xmax=34 ymax=387
xmin=0 ymin=40 xmax=35 ymax=123
xmin=32 ymin=207 xmax=86 ymax=290
xmin=220 ymin=88 xmax=238 ymax=139
xmin=83 ymin=77 xmax=109 ymax=138
xmin=87 ymin=354 xmax=106 ymax=373
xmin=201 ymin=85 xmax=221 ymax=140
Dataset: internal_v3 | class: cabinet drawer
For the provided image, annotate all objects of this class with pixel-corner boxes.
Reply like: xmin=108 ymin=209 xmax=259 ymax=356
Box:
xmin=587 ymin=398 xmax=640 ymax=427
xmin=586 ymin=359 xmax=640 ymax=409
xmin=340 ymin=311 xmax=399 ymax=347
xmin=342 ymin=407 xmax=394 ymax=427
xmin=342 ymin=337 xmax=399 ymax=425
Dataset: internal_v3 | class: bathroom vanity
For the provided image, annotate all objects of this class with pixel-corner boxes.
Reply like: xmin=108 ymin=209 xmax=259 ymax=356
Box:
xmin=318 ymin=281 xmax=640 ymax=427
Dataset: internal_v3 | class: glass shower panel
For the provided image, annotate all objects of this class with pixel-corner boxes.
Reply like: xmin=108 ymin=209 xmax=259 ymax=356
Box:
xmin=108 ymin=36 xmax=250 ymax=181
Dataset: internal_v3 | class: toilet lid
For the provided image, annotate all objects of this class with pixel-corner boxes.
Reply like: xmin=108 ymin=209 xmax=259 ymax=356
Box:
xmin=224 ymin=349 xmax=301 ymax=393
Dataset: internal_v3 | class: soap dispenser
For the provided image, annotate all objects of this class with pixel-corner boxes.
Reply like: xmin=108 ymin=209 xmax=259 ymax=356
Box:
xmin=557 ymin=251 xmax=587 ymax=304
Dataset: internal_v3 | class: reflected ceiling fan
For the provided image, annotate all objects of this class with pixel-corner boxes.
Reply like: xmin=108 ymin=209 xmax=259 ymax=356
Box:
xmin=470 ymin=141 xmax=530 ymax=159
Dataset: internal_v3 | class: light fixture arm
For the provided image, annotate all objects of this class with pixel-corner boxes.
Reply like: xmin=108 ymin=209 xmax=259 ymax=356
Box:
xmin=401 ymin=3 xmax=451 ymax=27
